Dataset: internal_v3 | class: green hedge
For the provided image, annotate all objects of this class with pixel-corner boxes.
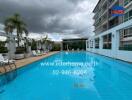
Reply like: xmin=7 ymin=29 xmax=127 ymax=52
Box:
xmin=0 ymin=41 xmax=8 ymax=53
xmin=51 ymin=43 xmax=61 ymax=51
xmin=31 ymin=42 xmax=37 ymax=50
xmin=63 ymin=41 xmax=86 ymax=50
xmin=0 ymin=47 xmax=8 ymax=53
xmin=15 ymin=47 xmax=25 ymax=54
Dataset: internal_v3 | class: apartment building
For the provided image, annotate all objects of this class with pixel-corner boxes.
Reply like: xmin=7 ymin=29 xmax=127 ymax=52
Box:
xmin=86 ymin=0 xmax=132 ymax=62
xmin=93 ymin=0 xmax=132 ymax=35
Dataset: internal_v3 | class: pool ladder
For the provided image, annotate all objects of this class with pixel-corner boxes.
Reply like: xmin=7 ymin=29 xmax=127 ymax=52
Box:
xmin=8 ymin=61 xmax=17 ymax=72
xmin=0 ymin=62 xmax=17 ymax=94
xmin=0 ymin=61 xmax=16 ymax=73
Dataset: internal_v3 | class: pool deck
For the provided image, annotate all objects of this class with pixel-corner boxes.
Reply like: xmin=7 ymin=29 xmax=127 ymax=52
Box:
xmin=0 ymin=51 xmax=59 ymax=74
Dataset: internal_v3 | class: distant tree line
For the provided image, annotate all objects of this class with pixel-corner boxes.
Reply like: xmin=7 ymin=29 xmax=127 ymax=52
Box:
xmin=63 ymin=40 xmax=86 ymax=50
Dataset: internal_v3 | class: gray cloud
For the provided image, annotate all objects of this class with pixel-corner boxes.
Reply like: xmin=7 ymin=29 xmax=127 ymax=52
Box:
xmin=0 ymin=0 xmax=98 ymax=38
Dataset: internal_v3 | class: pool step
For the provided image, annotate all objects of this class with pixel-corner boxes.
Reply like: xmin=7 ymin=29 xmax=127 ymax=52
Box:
xmin=0 ymin=71 xmax=17 ymax=89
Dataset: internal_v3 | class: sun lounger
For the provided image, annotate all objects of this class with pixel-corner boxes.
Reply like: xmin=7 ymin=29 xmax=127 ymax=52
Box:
xmin=42 ymin=51 xmax=47 ymax=55
xmin=37 ymin=50 xmax=42 ymax=54
xmin=32 ymin=50 xmax=42 ymax=56
xmin=0 ymin=54 xmax=15 ymax=64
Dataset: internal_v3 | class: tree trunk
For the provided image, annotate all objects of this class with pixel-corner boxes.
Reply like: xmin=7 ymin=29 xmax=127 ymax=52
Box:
xmin=17 ymin=30 xmax=20 ymax=47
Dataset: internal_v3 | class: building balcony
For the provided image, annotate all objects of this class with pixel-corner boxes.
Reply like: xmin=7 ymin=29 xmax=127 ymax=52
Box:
xmin=100 ymin=8 xmax=108 ymax=17
xmin=93 ymin=12 xmax=99 ymax=20
xmin=94 ymin=23 xmax=108 ymax=35
xmin=95 ymin=20 xmax=108 ymax=30
xmin=93 ymin=11 xmax=108 ymax=26
xmin=108 ymin=0 xmax=118 ymax=9
xmin=108 ymin=16 xmax=119 ymax=29
xmin=101 ymin=0 xmax=107 ymax=7
xmin=124 ymin=0 xmax=132 ymax=7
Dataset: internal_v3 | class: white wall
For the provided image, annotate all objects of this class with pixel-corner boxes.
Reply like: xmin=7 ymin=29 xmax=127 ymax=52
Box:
xmin=86 ymin=19 xmax=132 ymax=63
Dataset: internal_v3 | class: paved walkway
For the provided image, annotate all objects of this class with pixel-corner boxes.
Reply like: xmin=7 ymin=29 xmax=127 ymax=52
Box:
xmin=0 ymin=51 xmax=59 ymax=74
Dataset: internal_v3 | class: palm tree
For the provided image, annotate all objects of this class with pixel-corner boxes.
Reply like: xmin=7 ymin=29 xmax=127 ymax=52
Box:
xmin=4 ymin=19 xmax=14 ymax=34
xmin=31 ymin=39 xmax=37 ymax=50
xmin=4 ymin=13 xmax=28 ymax=47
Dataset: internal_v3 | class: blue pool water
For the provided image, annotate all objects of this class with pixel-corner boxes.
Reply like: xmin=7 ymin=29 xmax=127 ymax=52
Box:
xmin=0 ymin=52 xmax=132 ymax=100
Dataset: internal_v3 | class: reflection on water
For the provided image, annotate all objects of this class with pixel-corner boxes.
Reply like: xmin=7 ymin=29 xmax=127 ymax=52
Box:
xmin=0 ymin=70 xmax=17 ymax=89
xmin=0 ymin=52 xmax=132 ymax=100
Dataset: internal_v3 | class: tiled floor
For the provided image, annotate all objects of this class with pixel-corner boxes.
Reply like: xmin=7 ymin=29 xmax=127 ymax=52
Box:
xmin=0 ymin=51 xmax=59 ymax=74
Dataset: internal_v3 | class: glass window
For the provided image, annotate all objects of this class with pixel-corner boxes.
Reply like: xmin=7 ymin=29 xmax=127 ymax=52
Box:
xmin=103 ymin=33 xmax=112 ymax=49
xmin=87 ymin=41 xmax=89 ymax=48
xmin=129 ymin=27 xmax=132 ymax=37
xmin=119 ymin=27 xmax=132 ymax=51
xmin=130 ymin=27 xmax=132 ymax=33
xmin=95 ymin=38 xmax=99 ymax=49
xmin=129 ymin=10 xmax=132 ymax=20
xmin=124 ymin=29 xmax=129 ymax=37
xmin=124 ymin=12 xmax=129 ymax=22
xmin=90 ymin=40 xmax=93 ymax=48
xmin=124 ymin=9 xmax=132 ymax=22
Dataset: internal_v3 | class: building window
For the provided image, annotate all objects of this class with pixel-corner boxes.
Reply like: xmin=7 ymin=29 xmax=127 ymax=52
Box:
xmin=87 ymin=41 xmax=89 ymax=48
xmin=130 ymin=10 xmax=132 ymax=20
xmin=109 ymin=0 xmax=114 ymax=4
xmin=119 ymin=27 xmax=132 ymax=51
xmin=124 ymin=9 xmax=132 ymax=22
xmin=90 ymin=40 xmax=93 ymax=48
xmin=103 ymin=33 xmax=112 ymax=49
xmin=124 ymin=12 xmax=129 ymax=22
xmin=95 ymin=38 xmax=99 ymax=49
xmin=109 ymin=16 xmax=119 ymax=28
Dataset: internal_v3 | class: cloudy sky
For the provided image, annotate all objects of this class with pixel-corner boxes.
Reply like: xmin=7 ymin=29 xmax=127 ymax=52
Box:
xmin=0 ymin=0 xmax=98 ymax=41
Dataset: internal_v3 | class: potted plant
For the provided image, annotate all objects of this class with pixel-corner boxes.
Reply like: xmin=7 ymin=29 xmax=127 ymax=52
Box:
xmin=4 ymin=13 xmax=29 ymax=59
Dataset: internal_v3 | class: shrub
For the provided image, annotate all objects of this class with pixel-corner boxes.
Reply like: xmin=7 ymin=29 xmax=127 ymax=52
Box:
xmin=0 ymin=47 xmax=8 ymax=53
xmin=15 ymin=47 xmax=25 ymax=54
xmin=51 ymin=43 xmax=61 ymax=51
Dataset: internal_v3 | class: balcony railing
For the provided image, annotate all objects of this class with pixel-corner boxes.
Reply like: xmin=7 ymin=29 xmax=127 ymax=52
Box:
xmin=108 ymin=0 xmax=118 ymax=9
xmin=124 ymin=0 xmax=132 ymax=6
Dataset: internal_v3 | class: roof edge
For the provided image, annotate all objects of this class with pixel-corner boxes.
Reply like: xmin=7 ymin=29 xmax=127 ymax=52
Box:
xmin=93 ymin=0 xmax=101 ymax=13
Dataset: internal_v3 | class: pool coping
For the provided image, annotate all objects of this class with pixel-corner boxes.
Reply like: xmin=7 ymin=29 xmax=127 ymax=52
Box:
xmin=1 ymin=51 xmax=131 ymax=76
xmin=0 ymin=51 xmax=60 ymax=75
xmin=86 ymin=51 xmax=132 ymax=64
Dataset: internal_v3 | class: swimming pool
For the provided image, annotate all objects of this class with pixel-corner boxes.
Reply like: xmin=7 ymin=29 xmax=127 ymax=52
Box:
xmin=0 ymin=52 xmax=132 ymax=100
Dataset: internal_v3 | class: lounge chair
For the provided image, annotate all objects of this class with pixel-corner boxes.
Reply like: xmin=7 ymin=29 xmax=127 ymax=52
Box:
xmin=37 ymin=50 xmax=43 ymax=55
xmin=42 ymin=51 xmax=47 ymax=55
xmin=37 ymin=50 xmax=47 ymax=55
xmin=77 ymin=48 xmax=80 ymax=51
xmin=0 ymin=54 xmax=15 ymax=64
xmin=32 ymin=50 xmax=42 ymax=56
